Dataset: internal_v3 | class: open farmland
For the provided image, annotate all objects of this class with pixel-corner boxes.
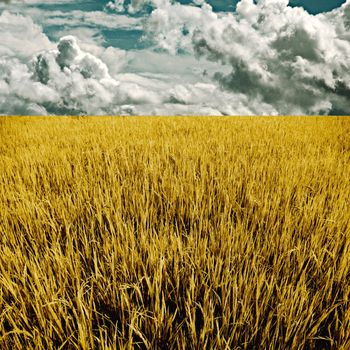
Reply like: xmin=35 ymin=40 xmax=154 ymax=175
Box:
xmin=0 ymin=116 xmax=349 ymax=349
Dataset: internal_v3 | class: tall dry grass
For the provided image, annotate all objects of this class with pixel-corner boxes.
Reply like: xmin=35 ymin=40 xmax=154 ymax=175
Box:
xmin=0 ymin=116 xmax=349 ymax=349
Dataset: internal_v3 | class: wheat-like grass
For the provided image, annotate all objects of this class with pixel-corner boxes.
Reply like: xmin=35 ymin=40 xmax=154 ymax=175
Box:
xmin=0 ymin=116 xmax=349 ymax=349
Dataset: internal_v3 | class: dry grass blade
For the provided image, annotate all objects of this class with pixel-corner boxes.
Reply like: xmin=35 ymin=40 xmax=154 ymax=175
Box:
xmin=0 ymin=116 xmax=349 ymax=349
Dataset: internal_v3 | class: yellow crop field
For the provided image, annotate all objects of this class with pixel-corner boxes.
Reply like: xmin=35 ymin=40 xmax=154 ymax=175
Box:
xmin=0 ymin=116 xmax=349 ymax=349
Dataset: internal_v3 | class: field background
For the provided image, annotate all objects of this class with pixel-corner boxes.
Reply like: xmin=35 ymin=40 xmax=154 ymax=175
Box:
xmin=0 ymin=116 xmax=349 ymax=349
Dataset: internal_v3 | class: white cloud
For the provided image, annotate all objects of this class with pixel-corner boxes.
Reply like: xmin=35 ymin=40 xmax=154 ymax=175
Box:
xmin=141 ymin=0 xmax=350 ymax=114
xmin=0 ymin=57 xmax=60 ymax=115
xmin=0 ymin=11 xmax=53 ymax=59
xmin=4 ymin=6 xmax=142 ymax=30
xmin=1 ymin=0 xmax=350 ymax=115
xmin=145 ymin=1 xmax=217 ymax=54
xmin=2 ymin=33 xmax=266 ymax=115
xmin=47 ymin=10 xmax=141 ymax=30
xmin=107 ymin=0 xmax=154 ymax=14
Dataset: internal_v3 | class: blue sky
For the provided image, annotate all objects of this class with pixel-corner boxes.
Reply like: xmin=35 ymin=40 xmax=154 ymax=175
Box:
xmin=289 ymin=0 xmax=346 ymax=13
xmin=0 ymin=0 xmax=349 ymax=115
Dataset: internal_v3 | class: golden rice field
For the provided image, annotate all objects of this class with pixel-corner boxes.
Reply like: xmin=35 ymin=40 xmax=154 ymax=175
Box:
xmin=0 ymin=116 xmax=350 ymax=350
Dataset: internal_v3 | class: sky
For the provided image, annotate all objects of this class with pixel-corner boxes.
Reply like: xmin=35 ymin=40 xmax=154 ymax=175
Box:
xmin=0 ymin=0 xmax=349 ymax=115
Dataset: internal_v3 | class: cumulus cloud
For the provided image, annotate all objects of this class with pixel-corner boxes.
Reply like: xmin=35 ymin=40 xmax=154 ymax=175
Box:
xmin=0 ymin=11 xmax=53 ymax=58
xmin=137 ymin=0 xmax=350 ymax=114
xmin=2 ymin=33 xmax=266 ymax=115
xmin=0 ymin=57 xmax=60 ymax=115
xmin=1 ymin=0 xmax=350 ymax=115
xmin=108 ymin=0 xmax=350 ymax=114
xmin=106 ymin=0 xmax=154 ymax=14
